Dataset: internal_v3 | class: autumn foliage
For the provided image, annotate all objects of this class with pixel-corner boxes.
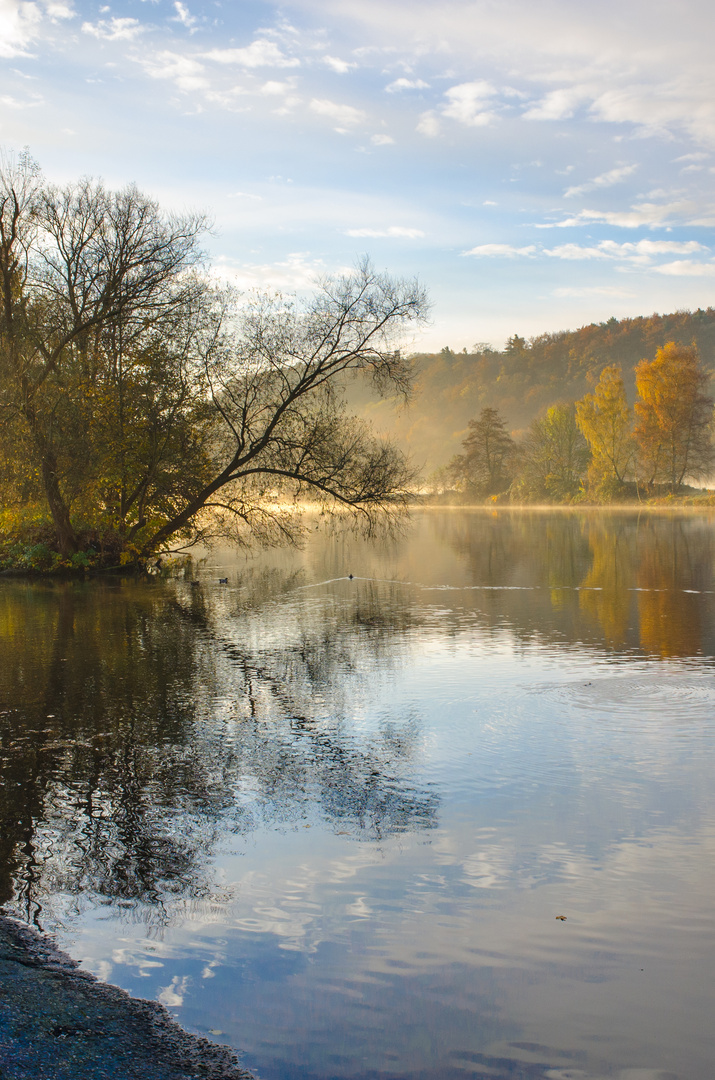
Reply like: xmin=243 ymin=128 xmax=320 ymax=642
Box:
xmin=448 ymin=342 xmax=714 ymax=502
xmin=633 ymin=343 xmax=714 ymax=490
xmin=0 ymin=152 xmax=427 ymax=570
xmin=575 ymin=365 xmax=634 ymax=493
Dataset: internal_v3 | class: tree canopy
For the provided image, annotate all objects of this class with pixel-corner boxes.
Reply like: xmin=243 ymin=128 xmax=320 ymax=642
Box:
xmin=346 ymin=308 xmax=715 ymax=471
xmin=575 ymin=364 xmax=634 ymax=493
xmin=445 ymin=344 xmax=714 ymax=504
xmin=634 ymin=342 xmax=714 ymax=490
xmin=512 ymin=403 xmax=589 ymax=502
xmin=447 ymin=406 xmax=516 ymax=496
xmin=0 ymin=152 xmax=428 ymax=568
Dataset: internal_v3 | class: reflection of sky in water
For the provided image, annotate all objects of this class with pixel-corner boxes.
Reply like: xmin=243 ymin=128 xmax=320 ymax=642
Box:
xmin=2 ymin=510 xmax=715 ymax=1080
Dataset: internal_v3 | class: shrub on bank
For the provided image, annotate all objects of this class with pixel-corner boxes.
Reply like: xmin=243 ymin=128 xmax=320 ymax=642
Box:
xmin=0 ymin=510 xmax=129 ymax=574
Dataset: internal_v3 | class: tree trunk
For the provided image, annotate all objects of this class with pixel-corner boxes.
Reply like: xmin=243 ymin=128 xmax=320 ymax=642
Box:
xmin=20 ymin=392 xmax=79 ymax=556
xmin=40 ymin=455 xmax=78 ymax=556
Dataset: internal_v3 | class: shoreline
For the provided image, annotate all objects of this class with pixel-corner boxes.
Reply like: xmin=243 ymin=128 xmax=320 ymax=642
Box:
xmin=0 ymin=913 xmax=252 ymax=1080
xmin=412 ymin=499 xmax=715 ymax=511
xmin=2 ymin=501 xmax=715 ymax=578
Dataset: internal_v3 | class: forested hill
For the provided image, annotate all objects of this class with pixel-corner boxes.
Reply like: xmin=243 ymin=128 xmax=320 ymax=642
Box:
xmin=348 ymin=307 xmax=715 ymax=473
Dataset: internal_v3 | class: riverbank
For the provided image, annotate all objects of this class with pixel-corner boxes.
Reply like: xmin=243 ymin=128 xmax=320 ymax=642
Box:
xmin=0 ymin=914 xmax=251 ymax=1080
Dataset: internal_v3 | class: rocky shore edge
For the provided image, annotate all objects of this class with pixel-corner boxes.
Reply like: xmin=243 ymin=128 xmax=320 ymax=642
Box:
xmin=0 ymin=913 xmax=253 ymax=1079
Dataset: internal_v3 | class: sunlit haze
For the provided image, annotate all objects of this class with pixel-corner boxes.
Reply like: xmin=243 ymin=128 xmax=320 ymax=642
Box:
xmin=2 ymin=0 xmax=715 ymax=348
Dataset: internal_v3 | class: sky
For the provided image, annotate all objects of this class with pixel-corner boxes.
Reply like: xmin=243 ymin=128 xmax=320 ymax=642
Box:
xmin=2 ymin=0 xmax=715 ymax=351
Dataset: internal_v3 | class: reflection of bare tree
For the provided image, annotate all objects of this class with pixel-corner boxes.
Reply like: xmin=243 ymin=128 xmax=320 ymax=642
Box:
xmin=0 ymin=575 xmax=437 ymax=928
xmin=4 ymin=511 xmax=715 ymax=929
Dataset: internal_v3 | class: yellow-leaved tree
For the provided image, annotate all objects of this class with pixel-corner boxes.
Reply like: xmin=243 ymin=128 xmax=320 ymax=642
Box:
xmin=575 ymin=365 xmax=634 ymax=497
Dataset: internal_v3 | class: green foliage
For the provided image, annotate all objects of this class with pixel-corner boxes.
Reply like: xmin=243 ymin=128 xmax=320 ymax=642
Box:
xmin=447 ymin=406 xmax=516 ymax=496
xmin=589 ymin=472 xmax=631 ymax=504
xmin=511 ymin=403 xmax=589 ymax=502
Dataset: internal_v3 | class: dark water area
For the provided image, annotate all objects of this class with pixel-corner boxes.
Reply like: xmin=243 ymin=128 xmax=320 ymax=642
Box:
xmin=2 ymin=508 xmax=715 ymax=1080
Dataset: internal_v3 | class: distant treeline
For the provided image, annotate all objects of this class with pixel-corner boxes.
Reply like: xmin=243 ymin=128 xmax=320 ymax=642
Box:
xmin=438 ymin=343 xmax=714 ymax=504
xmin=347 ymin=307 xmax=715 ymax=471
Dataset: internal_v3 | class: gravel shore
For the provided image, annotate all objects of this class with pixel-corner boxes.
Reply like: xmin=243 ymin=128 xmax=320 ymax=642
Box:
xmin=0 ymin=914 xmax=252 ymax=1080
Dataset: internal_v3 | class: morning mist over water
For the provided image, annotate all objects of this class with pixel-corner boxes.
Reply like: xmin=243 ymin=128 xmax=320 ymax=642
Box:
xmin=1 ymin=509 xmax=715 ymax=1079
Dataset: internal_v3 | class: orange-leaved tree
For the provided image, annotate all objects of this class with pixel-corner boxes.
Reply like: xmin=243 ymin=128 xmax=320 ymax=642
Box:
xmin=634 ymin=342 xmax=714 ymax=492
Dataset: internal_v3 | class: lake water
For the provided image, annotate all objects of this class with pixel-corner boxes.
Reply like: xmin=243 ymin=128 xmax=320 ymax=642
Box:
xmin=2 ymin=508 xmax=715 ymax=1080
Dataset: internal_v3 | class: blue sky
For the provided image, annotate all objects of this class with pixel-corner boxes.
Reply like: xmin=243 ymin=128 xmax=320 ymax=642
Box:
xmin=2 ymin=0 xmax=715 ymax=350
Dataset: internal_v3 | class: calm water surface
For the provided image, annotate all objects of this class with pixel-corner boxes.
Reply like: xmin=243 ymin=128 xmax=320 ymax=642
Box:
xmin=2 ymin=509 xmax=715 ymax=1080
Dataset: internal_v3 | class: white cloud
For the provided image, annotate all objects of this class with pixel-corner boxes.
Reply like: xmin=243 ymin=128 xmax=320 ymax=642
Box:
xmin=554 ymin=285 xmax=636 ymax=298
xmin=0 ymin=92 xmax=43 ymax=108
xmin=345 ymin=225 xmax=424 ymax=238
xmin=172 ymin=2 xmax=197 ymax=31
xmin=141 ymin=50 xmax=208 ymax=92
xmin=601 ymin=239 xmax=706 ymax=257
xmin=323 ymin=55 xmax=355 ymax=74
xmin=544 ymin=239 xmax=706 ymax=264
xmin=590 ymin=85 xmax=706 ymax=139
xmin=654 ymin=260 xmax=715 ymax=276
xmin=0 ymin=0 xmax=42 ymax=58
xmin=214 ymin=253 xmax=331 ymax=291
xmin=203 ymin=88 xmax=251 ymax=110
xmin=310 ymin=98 xmax=366 ymax=128
xmin=464 ymin=239 xmax=708 ymax=265
xmin=442 ymin=80 xmax=496 ymax=127
xmin=204 ymin=40 xmax=299 ymax=68
xmin=371 ymin=133 xmax=394 ymax=145
xmin=564 ymin=164 xmax=638 ymax=198
xmin=298 ymin=0 xmax=715 ymax=147
xmin=523 ymin=87 xmax=590 ymax=121
xmin=227 ymin=191 xmax=262 ymax=200
xmin=386 ymin=77 xmax=429 ymax=93
xmin=158 ymin=976 xmax=189 ymax=1008
xmin=43 ymin=1 xmax=73 ymax=19
xmin=261 ymin=80 xmax=295 ymax=95
xmin=545 ymin=243 xmax=607 ymax=260
xmin=462 ymin=244 xmax=536 ymax=256
xmin=82 ymin=17 xmax=144 ymax=41
xmin=520 ymin=86 xmax=591 ymax=122
xmin=416 ymin=110 xmax=439 ymax=137
xmin=539 ymin=201 xmax=695 ymax=229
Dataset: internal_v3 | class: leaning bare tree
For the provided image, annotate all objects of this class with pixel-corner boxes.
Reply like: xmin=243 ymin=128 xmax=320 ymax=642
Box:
xmin=140 ymin=267 xmax=427 ymax=555
xmin=0 ymin=151 xmax=428 ymax=564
